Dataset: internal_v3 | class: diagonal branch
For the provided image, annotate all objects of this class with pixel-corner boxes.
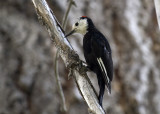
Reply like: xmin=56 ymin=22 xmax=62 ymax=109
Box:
xmin=32 ymin=0 xmax=105 ymax=113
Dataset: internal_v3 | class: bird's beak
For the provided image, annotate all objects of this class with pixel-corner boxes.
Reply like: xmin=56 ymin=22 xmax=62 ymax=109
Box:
xmin=65 ymin=29 xmax=75 ymax=37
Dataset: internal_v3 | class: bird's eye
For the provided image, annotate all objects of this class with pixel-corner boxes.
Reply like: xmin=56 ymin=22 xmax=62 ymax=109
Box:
xmin=75 ymin=22 xmax=79 ymax=26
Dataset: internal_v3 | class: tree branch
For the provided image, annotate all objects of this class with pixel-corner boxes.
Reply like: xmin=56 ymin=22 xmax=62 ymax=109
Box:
xmin=32 ymin=0 xmax=105 ymax=113
xmin=62 ymin=0 xmax=75 ymax=29
xmin=154 ymin=0 xmax=160 ymax=30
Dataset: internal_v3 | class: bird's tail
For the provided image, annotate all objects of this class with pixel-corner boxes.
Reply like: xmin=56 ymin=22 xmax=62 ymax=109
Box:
xmin=97 ymin=71 xmax=112 ymax=95
xmin=96 ymin=72 xmax=105 ymax=107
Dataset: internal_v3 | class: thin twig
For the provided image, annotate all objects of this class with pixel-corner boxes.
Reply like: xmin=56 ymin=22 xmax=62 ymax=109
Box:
xmin=62 ymin=0 xmax=74 ymax=29
xmin=54 ymin=51 xmax=67 ymax=112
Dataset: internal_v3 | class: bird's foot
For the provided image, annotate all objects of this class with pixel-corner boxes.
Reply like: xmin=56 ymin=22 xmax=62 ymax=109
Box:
xmin=86 ymin=66 xmax=91 ymax=72
xmin=81 ymin=60 xmax=87 ymax=65
xmin=78 ymin=60 xmax=90 ymax=76
xmin=79 ymin=66 xmax=89 ymax=76
xmin=81 ymin=61 xmax=91 ymax=71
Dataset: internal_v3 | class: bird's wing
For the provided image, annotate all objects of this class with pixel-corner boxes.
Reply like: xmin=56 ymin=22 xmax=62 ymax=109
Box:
xmin=91 ymin=37 xmax=113 ymax=87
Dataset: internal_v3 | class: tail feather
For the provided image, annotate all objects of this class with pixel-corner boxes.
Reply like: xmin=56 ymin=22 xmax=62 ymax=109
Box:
xmin=96 ymin=71 xmax=112 ymax=107
xmin=96 ymin=72 xmax=105 ymax=107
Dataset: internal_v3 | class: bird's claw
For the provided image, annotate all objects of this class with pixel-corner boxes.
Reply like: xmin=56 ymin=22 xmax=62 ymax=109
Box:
xmin=79 ymin=65 xmax=91 ymax=76
xmin=81 ymin=60 xmax=88 ymax=66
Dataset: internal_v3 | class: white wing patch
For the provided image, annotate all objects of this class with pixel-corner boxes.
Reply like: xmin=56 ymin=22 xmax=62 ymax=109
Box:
xmin=97 ymin=58 xmax=110 ymax=83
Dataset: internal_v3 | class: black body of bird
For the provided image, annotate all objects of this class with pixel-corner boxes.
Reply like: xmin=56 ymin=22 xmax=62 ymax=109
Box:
xmin=66 ymin=16 xmax=113 ymax=107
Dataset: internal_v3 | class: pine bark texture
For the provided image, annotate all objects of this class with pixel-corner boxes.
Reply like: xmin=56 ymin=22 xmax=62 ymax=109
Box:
xmin=0 ymin=0 xmax=159 ymax=114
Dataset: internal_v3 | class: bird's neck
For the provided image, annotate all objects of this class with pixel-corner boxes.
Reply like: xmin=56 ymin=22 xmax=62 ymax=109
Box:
xmin=87 ymin=25 xmax=96 ymax=31
xmin=84 ymin=27 xmax=97 ymax=35
xmin=82 ymin=22 xmax=97 ymax=36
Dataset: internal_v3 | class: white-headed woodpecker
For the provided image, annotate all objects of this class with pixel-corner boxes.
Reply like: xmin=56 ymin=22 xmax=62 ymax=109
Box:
xmin=65 ymin=16 xmax=113 ymax=107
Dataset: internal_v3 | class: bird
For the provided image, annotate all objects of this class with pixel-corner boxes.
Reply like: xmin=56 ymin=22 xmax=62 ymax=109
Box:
xmin=65 ymin=16 xmax=113 ymax=107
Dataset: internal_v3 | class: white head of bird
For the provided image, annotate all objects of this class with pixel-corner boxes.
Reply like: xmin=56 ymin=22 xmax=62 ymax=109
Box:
xmin=66 ymin=16 xmax=94 ymax=37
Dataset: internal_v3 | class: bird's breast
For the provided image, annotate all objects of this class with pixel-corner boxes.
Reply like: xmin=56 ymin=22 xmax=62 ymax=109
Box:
xmin=83 ymin=36 xmax=92 ymax=53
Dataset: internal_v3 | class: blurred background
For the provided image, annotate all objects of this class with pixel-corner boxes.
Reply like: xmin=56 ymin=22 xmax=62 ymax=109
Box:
xmin=0 ymin=0 xmax=160 ymax=114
